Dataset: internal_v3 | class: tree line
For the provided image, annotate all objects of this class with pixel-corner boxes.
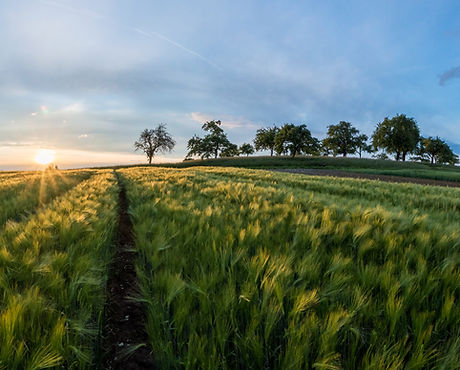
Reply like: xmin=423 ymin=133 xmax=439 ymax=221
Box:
xmin=134 ymin=114 xmax=459 ymax=165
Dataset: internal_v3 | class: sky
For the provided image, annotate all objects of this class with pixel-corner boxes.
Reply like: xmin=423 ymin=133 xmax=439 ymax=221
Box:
xmin=1 ymin=0 xmax=460 ymax=170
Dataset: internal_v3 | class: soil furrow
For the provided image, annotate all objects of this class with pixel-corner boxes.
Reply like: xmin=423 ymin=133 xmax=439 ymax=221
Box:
xmin=103 ymin=173 xmax=154 ymax=369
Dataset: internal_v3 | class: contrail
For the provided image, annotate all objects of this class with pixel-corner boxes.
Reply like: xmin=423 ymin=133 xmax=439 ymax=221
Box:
xmin=38 ymin=0 xmax=223 ymax=72
xmin=133 ymin=28 xmax=223 ymax=71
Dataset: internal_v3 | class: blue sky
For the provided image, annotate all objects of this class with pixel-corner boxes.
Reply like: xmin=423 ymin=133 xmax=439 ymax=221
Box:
xmin=1 ymin=0 xmax=459 ymax=169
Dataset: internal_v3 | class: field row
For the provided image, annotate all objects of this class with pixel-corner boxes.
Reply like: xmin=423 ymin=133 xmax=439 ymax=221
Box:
xmin=0 ymin=170 xmax=118 ymax=369
xmin=121 ymin=167 xmax=459 ymax=369
xmin=0 ymin=170 xmax=93 ymax=229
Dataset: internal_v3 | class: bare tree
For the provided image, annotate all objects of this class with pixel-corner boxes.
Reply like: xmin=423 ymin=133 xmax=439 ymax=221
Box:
xmin=134 ymin=124 xmax=175 ymax=164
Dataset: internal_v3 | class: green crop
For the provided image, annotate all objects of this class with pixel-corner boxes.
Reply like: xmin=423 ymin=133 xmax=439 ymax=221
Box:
xmin=0 ymin=169 xmax=93 ymax=228
xmin=0 ymin=170 xmax=118 ymax=369
xmin=121 ymin=167 xmax=459 ymax=369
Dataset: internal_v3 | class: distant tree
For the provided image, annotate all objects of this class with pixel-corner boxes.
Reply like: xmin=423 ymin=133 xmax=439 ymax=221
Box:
xmin=239 ymin=143 xmax=254 ymax=156
xmin=372 ymin=114 xmax=420 ymax=161
xmin=254 ymin=126 xmax=279 ymax=156
xmin=274 ymin=124 xmax=320 ymax=157
xmin=356 ymin=134 xmax=373 ymax=158
xmin=420 ymin=136 xmax=457 ymax=164
xmin=186 ymin=120 xmax=235 ymax=159
xmin=322 ymin=121 xmax=360 ymax=157
xmin=134 ymin=124 xmax=175 ymax=164
xmin=220 ymin=143 xmax=240 ymax=157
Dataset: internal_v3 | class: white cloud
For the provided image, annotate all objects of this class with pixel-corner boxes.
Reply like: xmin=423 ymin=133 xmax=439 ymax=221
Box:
xmin=78 ymin=134 xmax=88 ymax=139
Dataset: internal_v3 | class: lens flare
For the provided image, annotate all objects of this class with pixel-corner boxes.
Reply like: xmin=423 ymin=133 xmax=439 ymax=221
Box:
xmin=34 ymin=149 xmax=56 ymax=165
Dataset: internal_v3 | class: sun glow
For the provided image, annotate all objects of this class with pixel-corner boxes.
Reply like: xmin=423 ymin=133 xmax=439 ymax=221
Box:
xmin=34 ymin=149 xmax=56 ymax=165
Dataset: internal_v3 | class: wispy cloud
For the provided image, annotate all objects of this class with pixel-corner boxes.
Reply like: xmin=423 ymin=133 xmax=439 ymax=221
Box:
xmin=439 ymin=66 xmax=460 ymax=86
xmin=190 ymin=112 xmax=259 ymax=129
xmin=78 ymin=134 xmax=88 ymax=139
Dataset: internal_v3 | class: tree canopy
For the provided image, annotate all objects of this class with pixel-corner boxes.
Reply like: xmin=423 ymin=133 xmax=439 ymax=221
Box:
xmin=254 ymin=126 xmax=279 ymax=156
xmin=239 ymin=143 xmax=255 ymax=156
xmin=372 ymin=114 xmax=420 ymax=161
xmin=274 ymin=124 xmax=320 ymax=157
xmin=420 ymin=137 xmax=458 ymax=165
xmin=322 ymin=121 xmax=361 ymax=157
xmin=186 ymin=120 xmax=235 ymax=159
xmin=134 ymin=124 xmax=175 ymax=164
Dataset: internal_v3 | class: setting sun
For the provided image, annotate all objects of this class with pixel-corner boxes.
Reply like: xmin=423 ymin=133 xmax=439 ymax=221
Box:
xmin=34 ymin=149 xmax=56 ymax=165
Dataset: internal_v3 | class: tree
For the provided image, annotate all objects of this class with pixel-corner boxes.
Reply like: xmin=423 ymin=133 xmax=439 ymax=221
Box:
xmin=320 ymin=140 xmax=334 ymax=156
xmin=254 ymin=126 xmax=279 ymax=156
xmin=186 ymin=120 xmax=235 ymax=159
xmin=372 ymin=114 xmax=420 ymax=161
xmin=239 ymin=143 xmax=254 ymax=156
xmin=134 ymin=124 xmax=175 ymax=164
xmin=220 ymin=143 xmax=239 ymax=157
xmin=420 ymin=136 xmax=457 ymax=164
xmin=274 ymin=124 xmax=320 ymax=157
xmin=356 ymin=134 xmax=373 ymax=159
xmin=322 ymin=121 xmax=360 ymax=157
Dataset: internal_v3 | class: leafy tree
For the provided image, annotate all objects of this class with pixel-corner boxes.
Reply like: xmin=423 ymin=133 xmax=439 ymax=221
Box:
xmin=134 ymin=124 xmax=175 ymax=164
xmin=320 ymin=141 xmax=334 ymax=156
xmin=186 ymin=120 xmax=235 ymax=159
xmin=220 ymin=143 xmax=239 ymax=157
xmin=322 ymin=121 xmax=360 ymax=157
xmin=239 ymin=143 xmax=254 ymax=156
xmin=356 ymin=134 xmax=373 ymax=158
xmin=254 ymin=126 xmax=279 ymax=156
xmin=420 ymin=136 xmax=457 ymax=164
xmin=274 ymin=124 xmax=320 ymax=157
xmin=372 ymin=114 xmax=420 ymax=161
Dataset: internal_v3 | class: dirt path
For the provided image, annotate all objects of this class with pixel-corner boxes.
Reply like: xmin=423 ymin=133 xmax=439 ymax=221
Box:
xmin=103 ymin=174 xmax=154 ymax=369
xmin=272 ymin=168 xmax=460 ymax=188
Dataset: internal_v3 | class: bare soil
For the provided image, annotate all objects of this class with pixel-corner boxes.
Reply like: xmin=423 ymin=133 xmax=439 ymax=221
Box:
xmin=273 ymin=168 xmax=460 ymax=188
xmin=103 ymin=176 xmax=155 ymax=369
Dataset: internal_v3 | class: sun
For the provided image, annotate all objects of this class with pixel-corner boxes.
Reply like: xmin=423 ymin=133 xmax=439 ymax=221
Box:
xmin=34 ymin=149 xmax=56 ymax=165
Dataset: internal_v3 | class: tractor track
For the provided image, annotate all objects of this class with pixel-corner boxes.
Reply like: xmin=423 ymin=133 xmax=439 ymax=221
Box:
xmin=102 ymin=173 xmax=154 ymax=369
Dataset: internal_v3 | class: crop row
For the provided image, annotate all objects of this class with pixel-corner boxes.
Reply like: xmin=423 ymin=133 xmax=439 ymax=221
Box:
xmin=0 ymin=170 xmax=118 ymax=369
xmin=121 ymin=167 xmax=459 ymax=369
xmin=0 ymin=170 xmax=93 ymax=228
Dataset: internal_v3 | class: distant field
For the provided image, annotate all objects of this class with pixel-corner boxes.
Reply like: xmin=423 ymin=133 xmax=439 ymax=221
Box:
xmin=1 ymin=167 xmax=459 ymax=368
xmin=123 ymin=156 xmax=460 ymax=183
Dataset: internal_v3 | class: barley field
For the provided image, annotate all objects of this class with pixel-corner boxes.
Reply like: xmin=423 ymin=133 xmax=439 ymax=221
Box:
xmin=122 ymin=167 xmax=459 ymax=369
xmin=0 ymin=166 xmax=459 ymax=369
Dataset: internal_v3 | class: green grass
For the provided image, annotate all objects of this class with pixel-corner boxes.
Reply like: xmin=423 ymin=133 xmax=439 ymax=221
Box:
xmin=121 ymin=167 xmax=460 ymax=369
xmin=0 ymin=170 xmax=118 ymax=369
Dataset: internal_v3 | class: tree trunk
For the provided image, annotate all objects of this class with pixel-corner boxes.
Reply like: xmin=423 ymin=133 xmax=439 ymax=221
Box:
xmin=395 ymin=152 xmax=400 ymax=161
xmin=402 ymin=152 xmax=406 ymax=161
xmin=343 ymin=153 xmax=347 ymax=157
xmin=270 ymin=148 xmax=273 ymax=156
xmin=148 ymin=156 xmax=152 ymax=164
